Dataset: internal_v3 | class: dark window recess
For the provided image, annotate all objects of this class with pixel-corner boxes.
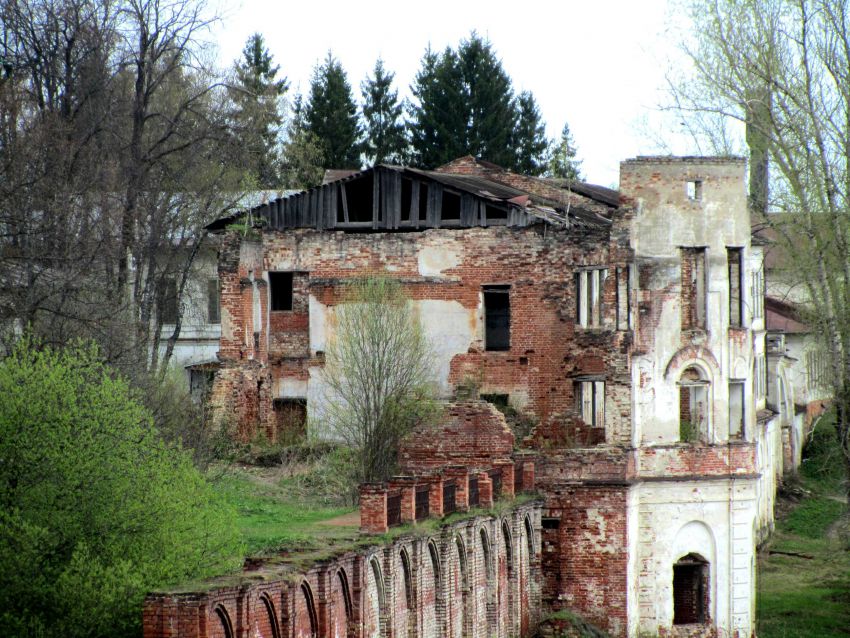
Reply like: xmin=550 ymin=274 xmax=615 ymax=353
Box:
xmin=387 ymin=493 xmax=402 ymax=527
xmin=269 ymin=272 xmax=293 ymax=311
xmin=468 ymin=477 xmax=480 ymax=506
xmin=486 ymin=204 xmax=508 ymax=220
xmin=681 ymin=248 xmax=707 ymax=329
xmin=208 ymin=278 xmax=220 ymax=324
xmin=488 ymin=468 xmax=502 ymax=498
xmin=728 ymin=247 xmax=743 ymax=327
xmin=441 ymin=190 xmax=461 ymax=220
xmin=419 ymin=183 xmax=429 ymax=222
xmin=484 ymin=285 xmax=511 ymax=351
xmin=443 ymin=482 xmax=456 ymax=514
xmin=272 ymin=398 xmax=307 ymax=441
xmin=401 ymin=178 xmax=413 ymax=222
xmin=541 ymin=517 xmax=561 ymax=530
xmin=673 ymin=555 xmax=709 ymax=625
xmin=415 ymin=485 xmax=430 ymax=520
xmin=189 ymin=369 xmax=215 ymax=402
xmin=160 ymin=277 xmax=178 ymax=324
xmin=514 ymin=469 xmax=522 ymax=493
xmin=345 ymin=173 xmax=374 ymax=222
xmin=481 ymin=393 xmax=510 ymax=410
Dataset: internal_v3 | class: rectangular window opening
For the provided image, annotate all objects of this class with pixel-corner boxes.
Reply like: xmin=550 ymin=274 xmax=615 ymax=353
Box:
xmin=575 ymin=380 xmax=605 ymax=428
xmin=269 ymin=272 xmax=294 ymax=311
xmin=484 ymin=285 xmax=510 ymax=351
xmin=576 ymin=268 xmax=608 ymax=328
xmin=441 ymin=190 xmax=461 ymax=221
xmin=486 ymin=204 xmax=508 ymax=221
xmin=729 ymin=381 xmax=745 ymax=439
xmin=400 ymin=177 xmax=413 ymax=222
xmin=673 ymin=559 xmax=708 ymax=624
xmin=728 ymin=248 xmax=743 ymax=327
xmin=272 ymin=398 xmax=307 ymax=442
xmin=686 ymin=180 xmax=703 ymax=201
xmin=207 ymin=278 xmax=220 ymax=324
xmin=160 ymin=276 xmax=178 ymax=324
xmin=681 ymin=248 xmax=706 ymax=329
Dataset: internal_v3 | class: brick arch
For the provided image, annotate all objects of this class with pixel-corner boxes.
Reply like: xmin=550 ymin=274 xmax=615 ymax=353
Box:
xmin=395 ymin=547 xmax=414 ymax=638
xmin=330 ymin=568 xmax=352 ymax=638
xmin=364 ymin=556 xmax=384 ymax=638
xmin=520 ymin=516 xmax=535 ymax=635
xmin=478 ymin=526 xmax=496 ymax=634
xmin=664 ymin=345 xmax=720 ymax=382
xmin=498 ymin=519 xmax=515 ymax=636
xmin=445 ymin=534 xmax=469 ymax=638
xmin=257 ymin=592 xmax=281 ymax=638
xmin=210 ymin=604 xmax=234 ymax=638
xmin=293 ymin=581 xmax=318 ymax=638
xmin=421 ymin=540 xmax=442 ymax=638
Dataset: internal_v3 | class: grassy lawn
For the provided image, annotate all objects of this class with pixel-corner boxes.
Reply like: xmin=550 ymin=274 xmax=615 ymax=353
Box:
xmin=210 ymin=463 xmax=358 ymax=557
xmin=756 ymin=414 xmax=850 ymax=638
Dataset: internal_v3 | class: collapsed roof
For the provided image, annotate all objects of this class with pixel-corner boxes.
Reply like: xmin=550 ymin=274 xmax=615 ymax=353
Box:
xmin=207 ymin=161 xmax=619 ymax=233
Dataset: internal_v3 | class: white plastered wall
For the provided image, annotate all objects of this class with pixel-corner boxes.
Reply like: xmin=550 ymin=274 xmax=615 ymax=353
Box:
xmin=631 ymin=479 xmax=757 ymax=637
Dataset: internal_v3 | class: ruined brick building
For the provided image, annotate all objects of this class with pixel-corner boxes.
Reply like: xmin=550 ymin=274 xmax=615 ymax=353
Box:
xmin=145 ymin=156 xmax=799 ymax=638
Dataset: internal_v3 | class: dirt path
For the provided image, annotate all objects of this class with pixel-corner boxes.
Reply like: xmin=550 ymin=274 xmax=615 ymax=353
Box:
xmin=321 ymin=511 xmax=360 ymax=527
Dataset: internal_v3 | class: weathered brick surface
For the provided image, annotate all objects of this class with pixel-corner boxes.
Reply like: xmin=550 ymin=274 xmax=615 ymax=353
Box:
xmin=143 ymin=502 xmax=541 ymax=638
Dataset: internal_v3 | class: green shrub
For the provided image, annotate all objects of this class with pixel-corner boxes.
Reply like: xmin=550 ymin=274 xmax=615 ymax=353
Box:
xmin=0 ymin=339 xmax=244 ymax=637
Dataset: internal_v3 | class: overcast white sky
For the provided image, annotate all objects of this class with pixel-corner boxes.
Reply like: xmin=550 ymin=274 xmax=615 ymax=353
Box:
xmin=208 ymin=0 xmax=688 ymax=187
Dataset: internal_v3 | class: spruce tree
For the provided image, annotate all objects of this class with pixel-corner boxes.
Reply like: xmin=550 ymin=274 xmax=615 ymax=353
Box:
xmin=408 ymin=46 xmax=467 ymax=168
xmin=230 ymin=33 xmax=288 ymax=186
xmin=457 ymin=33 xmax=517 ymax=168
xmin=547 ymin=123 xmax=583 ymax=181
xmin=304 ymin=52 xmax=361 ymax=169
xmin=361 ymin=59 xmax=407 ymax=165
xmin=513 ymin=91 xmax=549 ymax=176
xmin=281 ymin=93 xmax=325 ymax=190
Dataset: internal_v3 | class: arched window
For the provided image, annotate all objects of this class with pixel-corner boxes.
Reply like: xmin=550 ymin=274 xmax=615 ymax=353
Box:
xmin=678 ymin=366 xmax=709 ymax=442
xmin=673 ymin=553 xmax=710 ymax=625
xmin=400 ymin=548 xmax=413 ymax=608
xmin=502 ymin=520 xmax=513 ymax=576
xmin=213 ymin=605 xmax=234 ymax=638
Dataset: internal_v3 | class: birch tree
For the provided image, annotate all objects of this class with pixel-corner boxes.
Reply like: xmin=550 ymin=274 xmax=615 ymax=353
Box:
xmin=320 ymin=277 xmax=439 ymax=483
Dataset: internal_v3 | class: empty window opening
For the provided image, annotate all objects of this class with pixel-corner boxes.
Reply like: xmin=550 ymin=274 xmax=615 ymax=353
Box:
xmin=577 ymin=268 xmax=608 ymax=328
xmin=269 ymin=272 xmax=293 ymax=311
xmin=160 ymin=277 xmax=178 ymax=324
xmin=751 ymin=267 xmax=765 ymax=318
xmin=273 ymin=398 xmax=307 ymax=441
xmin=728 ymin=248 xmax=743 ymax=327
xmin=441 ymin=190 xmax=461 ymax=221
xmin=486 ymin=204 xmax=508 ymax=221
xmin=679 ymin=367 xmax=709 ymax=442
xmin=189 ymin=368 xmax=215 ymax=403
xmin=208 ymin=278 xmax=220 ymax=324
xmin=686 ymin=180 xmax=703 ymax=201
xmin=673 ymin=554 xmax=709 ymax=625
xmin=729 ymin=380 xmax=745 ymax=439
xmin=575 ymin=379 xmax=605 ymax=428
xmin=400 ymin=177 xmax=413 ymax=222
xmin=616 ymin=266 xmax=630 ymax=330
xmin=481 ymin=393 xmax=510 ymax=410
xmin=344 ymin=174 xmax=374 ymax=223
xmin=755 ymin=354 xmax=767 ymax=398
xmin=419 ymin=183 xmax=429 ymax=222
xmin=484 ymin=285 xmax=510 ymax=351
xmin=681 ymin=248 xmax=706 ymax=329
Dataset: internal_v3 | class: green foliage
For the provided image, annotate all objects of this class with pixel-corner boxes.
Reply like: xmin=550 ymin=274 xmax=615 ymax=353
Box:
xmin=211 ymin=463 xmax=356 ymax=557
xmin=781 ymin=497 xmax=846 ymax=539
xmin=230 ymin=33 xmax=288 ymax=186
xmin=679 ymin=419 xmax=698 ymax=443
xmin=320 ymin=277 xmax=440 ymax=483
xmin=305 ymin=52 xmax=361 ymax=169
xmin=547 ymin=122 xmax=583 ymax=180
xmin=0 ymin=339 xmax=243 ymax=637
xmin=409 ymin=32 xmax=555 ymax=172
xmin=281 ymin=92 xmax=326 ymax=189
xmin=513 ymin=91 xmax=549 ymax=176
xmin=801 ymin=412 xmax=848 ymax=493
xmin=361 ymin=58 xmax=408 ymax=165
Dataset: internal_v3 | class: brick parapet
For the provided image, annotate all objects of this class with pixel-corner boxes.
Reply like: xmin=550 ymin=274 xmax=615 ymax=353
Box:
xmin=477 ymin=472 xmax=494 ymax=508
xmin=388 ymin=476 xmax=417 ymax=523
xmin=359 ymin=483 xmax=388 ymax=534
xmin=494 ymin=460 xmax=515 ymax=498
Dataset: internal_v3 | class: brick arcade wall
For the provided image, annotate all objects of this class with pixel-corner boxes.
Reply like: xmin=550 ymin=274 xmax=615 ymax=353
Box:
xmin=143 ymin=501 xmax=542 ymax=638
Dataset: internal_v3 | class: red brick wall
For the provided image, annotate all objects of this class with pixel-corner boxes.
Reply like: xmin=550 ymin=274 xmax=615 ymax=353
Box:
xmin=398 ymin=401 xmax=514 ymax=474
